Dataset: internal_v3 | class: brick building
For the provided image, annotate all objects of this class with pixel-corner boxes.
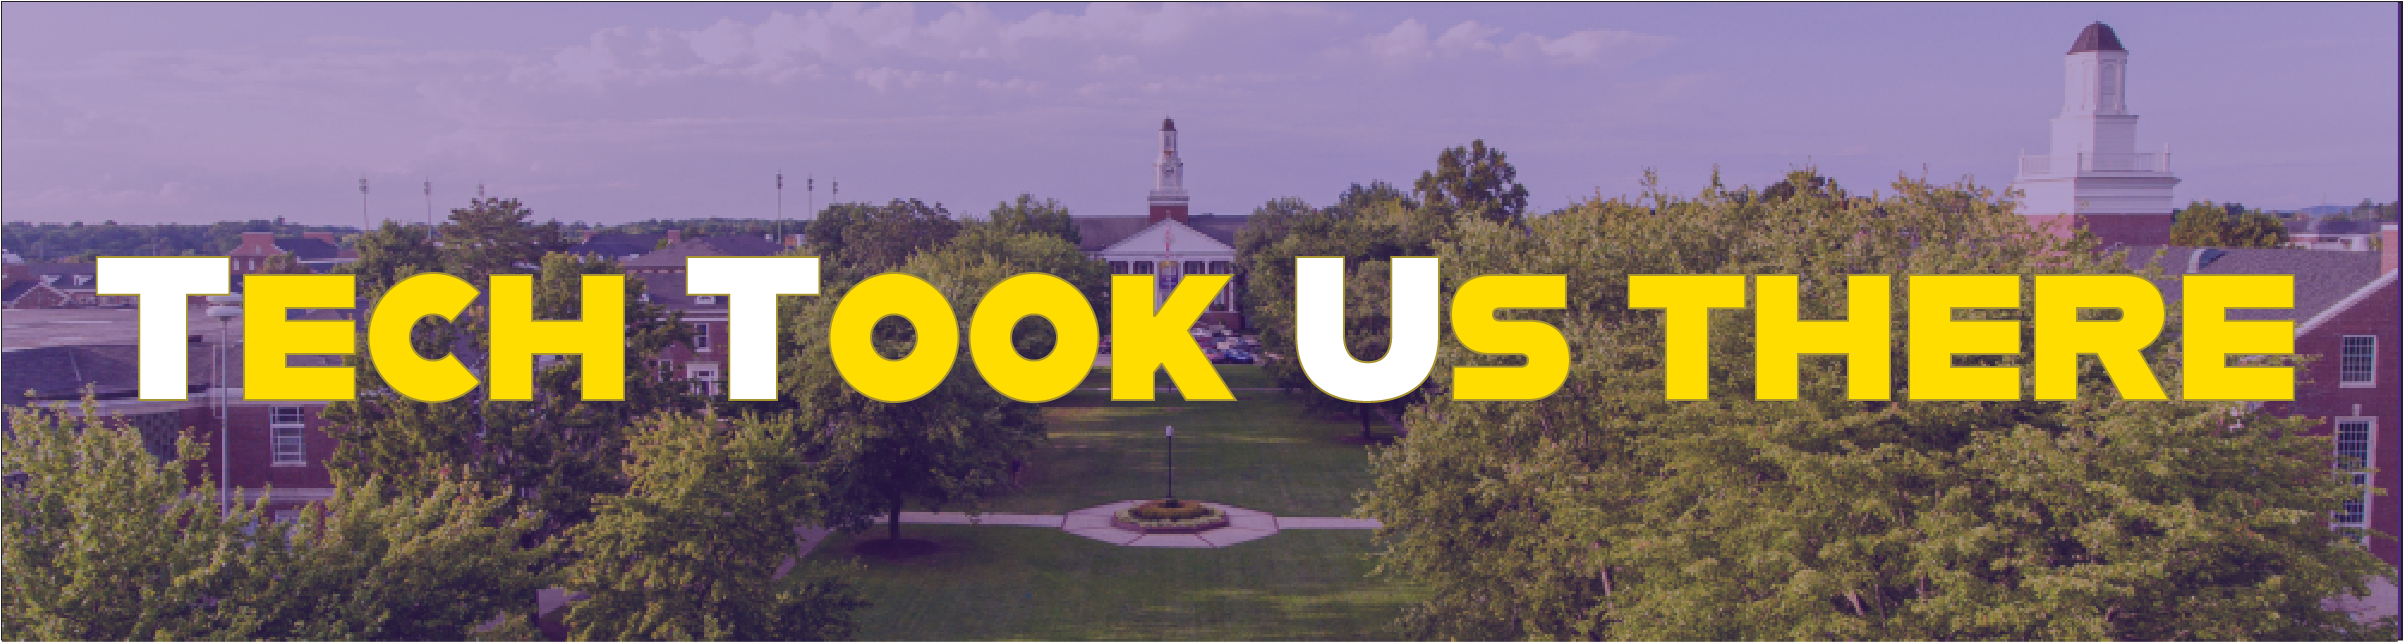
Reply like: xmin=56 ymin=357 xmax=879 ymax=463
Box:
xmin=620 ymin=234 xmax=786 ymax=396
xmin=2127 ymin=233 xmax=2400 ymax=568
xmin=1073 ymin=118 xmax=1250 ymax=330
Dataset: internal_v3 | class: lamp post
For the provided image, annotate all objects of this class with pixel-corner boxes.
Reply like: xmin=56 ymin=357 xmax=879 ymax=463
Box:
xmin=205 ymin=294 xmax=242 ymax=516
xmin=1165 ymin=425 xmax=1175 ymax=503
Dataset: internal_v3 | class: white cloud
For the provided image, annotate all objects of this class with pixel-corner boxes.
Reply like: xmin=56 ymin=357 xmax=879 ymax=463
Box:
xmin=1363 ymin=19 xmax=1431 ymax=63
xmin=1435 ymin=21 xmax=1503 ymax=54
xmin=1356 ymin=19 xmax=1671 ymax=67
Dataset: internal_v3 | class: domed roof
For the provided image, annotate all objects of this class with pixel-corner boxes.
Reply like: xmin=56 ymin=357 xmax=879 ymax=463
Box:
xmin=2068 ymin=22 xmax=2125 ymax=54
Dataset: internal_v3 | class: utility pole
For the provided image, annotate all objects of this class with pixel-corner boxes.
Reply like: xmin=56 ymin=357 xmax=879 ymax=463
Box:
xmin=424 ymin=179 xmax=434 ymax=240
xmin=359 ymin=177 xmax=370 ymax=235
xmin=776 ymin=171 xmax=784 ymax=247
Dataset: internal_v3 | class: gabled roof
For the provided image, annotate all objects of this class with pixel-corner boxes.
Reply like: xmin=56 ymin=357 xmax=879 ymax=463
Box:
xmin=622 ymin=236 xmax=786 ymax=268
xmin=2121 ymin=246 xmax=2387 ymax=324
xmin=3 ymin=280 xmax=54 ymax=303
xmin=2069 ymin=22 xmax=2125 ymax=54
xmin=1071 ymin=214 xmax=1249 ymax=253
xmin=1095 ymin=218 xmax=1238 ymax=258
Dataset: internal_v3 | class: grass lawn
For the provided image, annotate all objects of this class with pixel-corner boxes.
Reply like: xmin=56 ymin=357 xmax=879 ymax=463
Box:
xmin=979 ymin=393 xmax=1377 ymax=517
xmin=806 ymin=379 xmax=1416 ymax=639
xmin=1079 ymin=363 xmax=1281 ymax=390
xmin=809 ymin=526 xmax=1423 ymax=640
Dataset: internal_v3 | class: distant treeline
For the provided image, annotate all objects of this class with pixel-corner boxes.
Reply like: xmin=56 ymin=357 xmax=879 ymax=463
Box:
xmin=578 ymin=218 xmax=810 ymax=240
xmin=3 ymin=216 xmax=821 ymax=262
xmin=2 ymin=220 xmax=357 ymax=261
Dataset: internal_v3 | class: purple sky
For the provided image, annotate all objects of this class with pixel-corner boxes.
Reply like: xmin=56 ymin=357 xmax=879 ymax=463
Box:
xmin=5 ymin=3 xmax=2396 ymax=227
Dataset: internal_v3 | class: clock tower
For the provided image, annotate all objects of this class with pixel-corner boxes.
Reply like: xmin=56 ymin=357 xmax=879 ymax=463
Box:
xmin=1148 ymin=117 xmax=1190 ymax=223
xmin=2009 ymin=22 xmax=2179 ymax=246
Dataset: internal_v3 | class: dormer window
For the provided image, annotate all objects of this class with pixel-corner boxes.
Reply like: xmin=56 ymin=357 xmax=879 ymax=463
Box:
xmin=695 ymin=295 xmax=717 ymax=306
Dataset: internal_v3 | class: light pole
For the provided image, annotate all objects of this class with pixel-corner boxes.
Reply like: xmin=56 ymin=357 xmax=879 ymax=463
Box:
xmin=1165 ymin=425 xmax=1175 ymax=503
xmin=206 ymin=294 xmax=242 ymax=516
xmin=359 ymin=177 xmax=370 ymax=235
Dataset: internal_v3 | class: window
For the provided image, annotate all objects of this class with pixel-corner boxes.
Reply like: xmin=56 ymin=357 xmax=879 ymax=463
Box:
xmin=1130 ymin=261 xmax=1154 ymax=275
xmin=692 ymin=323 xmax=711 ymax=351
xmin=2340 ymin=335 xmax=2376 ymax=387
xmin=269 ymin=406 xmax=305 ymax=466
xmin=1109 ymin=261 xmax=1128 ymax=275
xmin=2333 ymin=418 xmax=2374 ymax=528
xmin=688 ymin=367 xmax=718 ymax=396
xmin=695 ymin=295 xmax=717 ymax=306
xmin=1185 ymin=261 xmax=1206 ymax=278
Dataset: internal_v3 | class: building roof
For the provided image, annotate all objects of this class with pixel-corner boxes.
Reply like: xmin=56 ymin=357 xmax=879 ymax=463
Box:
xmin=622 ymin=236 xmax=787 ymax=268
xmin=0 ymin=344 xmax=231 ymax=404
xmin=2121 ymin=246 xmax=2386 ymax=323
xmin=3 ymin=281 xmax=48 ymax=303
xmin=566 ymin=232 xmax=670 ymax=261
xmin=272 ymin=236 xmax=343 ymax=260
xmin=17 ymin=262 xmax=96 ymax=278
xmin=629 ymin=271 xmax=726 ymax=314
xmin=1071 ymin=214 xmax=1248 ymax=253
xmin=2068 ymin=22 xmax=2125 ymax=54
xmin=2286 ymin=219 xmax=2386 ymax=236
xmin=1163 ymin=117 xmax=1176 ymax=132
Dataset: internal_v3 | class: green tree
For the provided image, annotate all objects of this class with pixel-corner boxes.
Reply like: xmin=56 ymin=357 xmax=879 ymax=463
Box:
xmin=781 ymin=223 xmax=1088 ymax=542
xmin=563 ymin=412 xmax=867 ymax=640
xmin=1358 ymin=173 xmax=2398 ymax=639
xmin=801 ymin=199 xmax=963 ymax=283
xmin=1412 ymin=140 xmax=1530 ymax=224
xmin=986 ymin=193 xmax=1082 ymax=247
xmin=322 ymin=197 xmax=698 ymax=547
xmin=2169 ymin=200 xmax=2291 ymax=247
xmin=1245 ymin=175 xmax=1453 ymax=441
xmin=2 ymin=401 xmax=552 ymax=640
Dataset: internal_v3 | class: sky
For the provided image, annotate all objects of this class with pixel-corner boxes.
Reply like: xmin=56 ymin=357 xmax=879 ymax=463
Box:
xmin=4 ymin=2 xmax=2396 ymax=228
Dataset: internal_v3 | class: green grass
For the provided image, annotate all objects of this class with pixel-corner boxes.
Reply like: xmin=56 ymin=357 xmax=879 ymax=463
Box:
xmin=978 ymin=394 xmax=1374 ymax=517
xmin=809 ymin=387 xmax=1413 ymax=639
xmin=1079 ymin=364 xmax=1280 ymax=390
xmin=809 ymin=526 xmax=1423 ymax=640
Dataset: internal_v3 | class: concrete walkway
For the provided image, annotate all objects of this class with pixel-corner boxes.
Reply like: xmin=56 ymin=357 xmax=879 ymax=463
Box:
xmin=793 ymin=504 xmax=1381 ymax=553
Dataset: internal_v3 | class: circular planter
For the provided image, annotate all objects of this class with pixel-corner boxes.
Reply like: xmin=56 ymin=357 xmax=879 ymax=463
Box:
xmin=1111 ymin=499 xmax=1229 ymax=534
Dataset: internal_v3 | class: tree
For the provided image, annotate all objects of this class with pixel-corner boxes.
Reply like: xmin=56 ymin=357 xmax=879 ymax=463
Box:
xmin=1359 ymin=175 xmax=2398 ymax=639
xmin=986 ymin=193 xmax=1082 ymax=247
xmin=781 ymin=223 xmax=1089 ymax=542
xmin=2 ymin=401 xmax=552 ymax=640
xmin=1245 ymin=174 xmax=1454 ymax=441
xmin=2170 ymin=200 xmax=2290 ymax=247
xmin=1760 ymin=168 xmax=1848 ymax=202
xmin=1412 ymin=140 xmax=1530 ymax=224
xmin=322 ymin=197 xmax=699 ymax=548
xmin=801 ymin=199 xmax=963 ymax=283
xmin=563 ymin=412 xmax=867 ymax=640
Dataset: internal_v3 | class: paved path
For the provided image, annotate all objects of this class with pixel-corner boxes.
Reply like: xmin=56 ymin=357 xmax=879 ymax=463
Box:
xmin=806 ymin=505 xmax=1382 ymax=550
